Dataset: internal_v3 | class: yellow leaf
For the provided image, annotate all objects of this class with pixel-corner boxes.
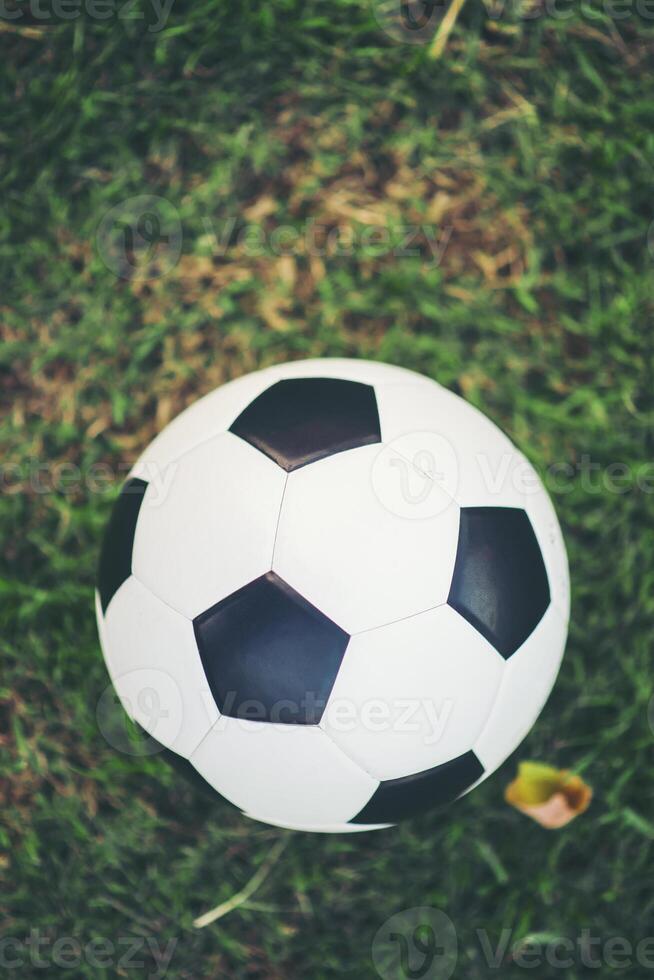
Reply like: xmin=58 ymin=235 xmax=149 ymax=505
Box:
xmin=505 ymin=762 xmax=592 ymax=829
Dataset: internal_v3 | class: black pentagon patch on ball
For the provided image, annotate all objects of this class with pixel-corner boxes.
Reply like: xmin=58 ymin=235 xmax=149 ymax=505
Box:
xmin=193 ymin=572 xmax=350 ymax=725
xmin=350 ymin=751 xmax=484 ymax=825
xmin=229 ymin=377 xmax=381 ymax=471
xmin=447 ymin=507 xmax=550 ymax=659
xmin=97 ymin=477 xmax=148 ymax=614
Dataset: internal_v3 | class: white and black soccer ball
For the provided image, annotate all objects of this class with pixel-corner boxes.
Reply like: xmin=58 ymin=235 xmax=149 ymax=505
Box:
xmin=96 ymin=359 xmax=570 ymax=832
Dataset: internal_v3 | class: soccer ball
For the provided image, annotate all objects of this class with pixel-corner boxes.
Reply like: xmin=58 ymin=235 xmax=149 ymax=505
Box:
xmin=96 ymin=359 xmax=569 ymax=832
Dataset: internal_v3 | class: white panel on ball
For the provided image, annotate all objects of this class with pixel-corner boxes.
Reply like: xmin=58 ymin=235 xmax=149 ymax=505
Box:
xmin=273 ymin=444 xmax=460 ymax=634
xmin=245 ymin=814 xmax=392 ymax=833
xmin=321 ymin=605 xmax=504 ymax=780
xmin=98 ymin=578 xmax=218 ymax=757
xmin=189 ymin=719 xmax=378 ymax=829
xmin=132 ymin=431 xmax=286 ymax=619
xmin=130 ymin=366 xmax=282 ymax=480
xmin=472 ymin=603 xmax=568 ymax=778
xmin=375 ymin=381 xmax=527 ymax=509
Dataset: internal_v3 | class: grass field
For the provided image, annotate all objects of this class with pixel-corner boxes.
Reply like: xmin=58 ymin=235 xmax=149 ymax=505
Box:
xmin=2 ymin=2 xmax=654 ymax=977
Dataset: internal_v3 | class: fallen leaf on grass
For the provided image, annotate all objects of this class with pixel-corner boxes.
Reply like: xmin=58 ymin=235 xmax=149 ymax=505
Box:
xmin=505 ymin=762 xmax=592 ymax=829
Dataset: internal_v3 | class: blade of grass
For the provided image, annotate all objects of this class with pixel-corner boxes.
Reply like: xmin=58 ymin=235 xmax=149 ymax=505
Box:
xmin=428 ymin=0 xmax=467 ymax=60
xmin=193 ymin=837 xmax=289 ymax=928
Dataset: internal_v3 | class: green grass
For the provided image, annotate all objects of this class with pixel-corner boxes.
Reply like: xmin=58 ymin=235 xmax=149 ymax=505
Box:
xmin=2 ymin=3 xmax=654 ymax=977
